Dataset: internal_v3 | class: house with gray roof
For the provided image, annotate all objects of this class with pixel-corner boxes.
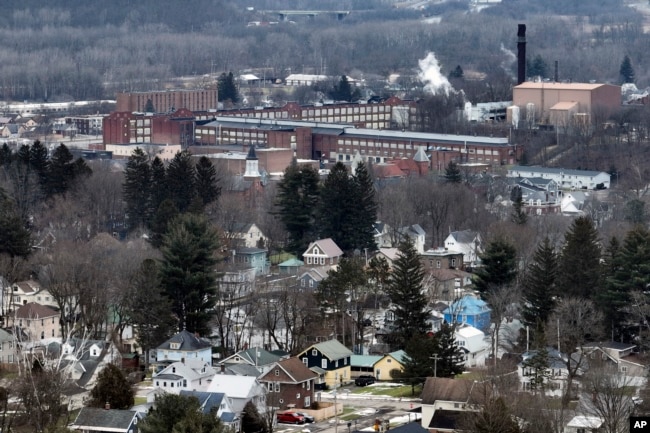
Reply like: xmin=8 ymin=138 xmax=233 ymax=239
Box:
xmin=70 ymin=407 xmax=142 ymax=432
xmin=298 ymin=268 xmax=326 ymax=291
xmin=153 ymin=358 xmax=215 ymax=394
xmin=179 ymin=390 xmax=239 ymax=430
xmin=297 ymin=339 xmax=353 ymax=388
xmin=443 ymin=230 xmax=482 ymax=268
xmin=302 ymin=238 xmax=344 ymax=267
xmin=155 ymin=330 xmax=212 ymax=365
xmin=508 ymin=165 xmax=610 ymax=190
xmin=219 ymin=347 xmax=289 ymax=376
xmin=225 ymin=222 xmax=267 ymax=249
xmin=233 ymin=247 xmax=270 ymax=276
xmin=511 ymin=177 xmax=561 ymax=215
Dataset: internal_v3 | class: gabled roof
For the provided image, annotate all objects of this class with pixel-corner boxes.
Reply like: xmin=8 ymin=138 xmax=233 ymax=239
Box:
xmin=13 ymin=279 xmax=40 ymax=294
xmin=236 ymin=247 xmax=267 ymax=255
xmin=447 ymin=230 xmax=479 ymax=244
xmin=14 ymin=302 xmax=58 ymax=319
xmin=351 ymin=354 xmax=382 ymax=368
xmin=584 ymin=341 xmax=636 ymax=352
xmin=387 ymin=350 xmax=407 ymax=364
xmin=262 ymin=357 xmax=318 ymax=383
xmin=299 ymin=268 xmax=326 ymax=282
xmin=303 ymin=238 xmax=343 ymax=257
xmin=157 ymin=329 xmax=212 ymax=351
xmin=179 ymin=390 xmax=226 ymax=414
xmin=413 ymin=146 xmax=430 ymax=162
xmin=223 ymin=347 xmax=287 ymax=366
xmin=421 ymin=377 xmax=483 ymax=404
xmin=279 ymin=258 xmax=304 ymax=267
xmin=229 ymin=222 xmax=254 ymax=233
xmin=509 ymin=165 xmax=608 ymax=177
xmin=72 ymin=407 xmax=139 ymax=431
xmin=301 ymin=339 xmax=353 ymax=361
xmin=206 ymin=374 xmax=260 ymax=398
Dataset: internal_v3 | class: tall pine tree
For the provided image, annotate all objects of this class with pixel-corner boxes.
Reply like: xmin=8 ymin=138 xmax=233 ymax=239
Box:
xmin=123 ymin=147 xmax=152 ymax=231
xmin=318 ymin=162 xmax=355 ymax=251
xmin=444 ymin=161 xmax=462 ymax=183
xmin=473 ymin=237 xmax=517 ymax=294
xmin=274 ymin=160 xmax=320 ymax=256
xmin=350 ymin=161 xmax=377 ymax=251
xmin=159 ymin=213 xmax=219 ymax=334
xmin=556 ymin=216 xmax=601 ymax=300
xmin=195 ymin=156 xmax=221 ymax=207
xmin=386 ymin=237 xmax=430 ymax=349
xmin=166 ymin=150 xmax=196 ymax=213
xmin=521 ymin=238 xmax=558 ymax=334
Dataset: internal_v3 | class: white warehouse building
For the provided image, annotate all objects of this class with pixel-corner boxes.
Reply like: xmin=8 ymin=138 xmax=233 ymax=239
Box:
xmin=507 ymin=165 xmax=610 ymax=190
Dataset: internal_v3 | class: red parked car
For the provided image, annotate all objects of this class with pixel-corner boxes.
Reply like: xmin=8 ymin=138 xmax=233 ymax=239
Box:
xmin=277 ymin=412 xmax=305 ymax=424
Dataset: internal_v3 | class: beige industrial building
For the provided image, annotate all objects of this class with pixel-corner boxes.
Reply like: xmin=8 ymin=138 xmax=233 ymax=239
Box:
xmin=510 ymin=82 xmax=621 ymax=127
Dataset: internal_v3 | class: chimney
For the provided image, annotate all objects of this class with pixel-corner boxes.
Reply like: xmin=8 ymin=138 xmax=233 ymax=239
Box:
xmin=517 ymin=24 xmax=526 ymax=85
xmin=105 ymin=402 xmax=110 ymax=410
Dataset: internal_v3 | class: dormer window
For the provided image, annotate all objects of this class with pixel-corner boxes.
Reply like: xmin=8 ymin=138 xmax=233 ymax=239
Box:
xmin=170 ymin=342 xmax=180 ymax=350
xmin=313 ymin=247 xmax=320 ymax=255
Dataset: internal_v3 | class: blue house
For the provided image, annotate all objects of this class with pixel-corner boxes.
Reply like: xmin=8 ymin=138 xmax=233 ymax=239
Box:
xmin=233 ymin=247 xmax=270 ymax=276
xmin=443 ymin=296 xmax=491 ymax=331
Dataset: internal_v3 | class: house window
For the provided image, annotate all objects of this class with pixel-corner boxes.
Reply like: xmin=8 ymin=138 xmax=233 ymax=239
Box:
xmin=275 ymin=369 xmax=280 ymax=376
xmin=305 ymin=396 xmax=311 ymax=407
xmin=387 ymin=359 xmax=392 ymax=363
xmin=301 ymin=279 xmax=305 ymax=287
xmin=183 ymin=380 xmax=187 ymax=387
xmin=279 ymin=399 xmax=284 ymax=404
xmin=274 ymin=382 xmax=280 ymax=392
xmin=172 ymin=367 xmax=176 ymax=373
xmin=156 ymin=381 xmax=160 ymax=386
xmin=335 ymin=360 xmax=339 ymax=368
xmin=451 ymin=258 xmax=456 ymax=267
xmin=621 ymin=366 xmax=628 ymax=373
xmin=302 ymin=358 xmax=308 ymax=366
xmin=312 ymin=349 xmax=318 ymax=356
xmin=320 ymin=257 xmax=325 ymax=265
xmin=268 ymin=383 xmax=274 ymax=392
xmin=40 ymin=331 xmax=44 ymax=339
xmin=321 ymin=359 xmax=327 ymax=369
xmin=309 ymin=280 xmax=314 ymax=288
xmin=307 ymin=381 xmax=310 ymax=390
xmin=436 ymin=260 xmax=441 ymax=269
xmin=296 ymin=393 xmax=301 ymax=399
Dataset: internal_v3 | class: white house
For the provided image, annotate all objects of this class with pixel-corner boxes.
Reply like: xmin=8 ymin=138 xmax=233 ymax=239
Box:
xmin=455 ymin=325 xmax=488 ymax=367
xmin=225 ymin=223 xmax=267 ymax=249
xmin=508 ymin=165 xmax=610 ymax=190
xmin=155 ymin=330 xmax=213 ymax=365
xmin=444 ymin=230 xmax=482 ymax=268
xmin=206 ymin=374 xmax=267 ymax=415
xmin=152 ymin=358 xmax=215 ymax=394
xmin=561 ymin=191 xmax=588 ymax=215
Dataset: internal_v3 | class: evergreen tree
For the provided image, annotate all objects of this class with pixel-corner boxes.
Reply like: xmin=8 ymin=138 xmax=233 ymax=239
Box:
xmin=521 ymin=346 xmax=551 ymax=394
xmin=88 ymin=364 xmax=134 ymax=409
xmin=149 ymin=156 xmax=167 ymax=217
xmin=218 ymin=72 xmax=239 ymax=104
xmin=139 ymin=393 xmax=226 ymax=433
xmin=350 ymin=161 xmax=377 ymax=251
xmin=510 ymin=185 xmax=527 ymax=225
xmin=71 ymin=157 xmax=92 ymax=180
xmin=449 ymin=65 xmax=464 ymax=79
xmin=241 ymin=401 xmax=266 ymax=433
xmin=149 ymin=198 xmax=179 ymax=249
xmin=620 ymin=55 xmax=635 ymax=84
xmin=274 ymin=160 xmax=320 ymax=256
xmin=144 ymin=98 xmax=155 ymax=112
xmin=396 ymin=334 xmax=438 ymax=395
xmin=623 ymin=198 xmax=646 ymax=224
xmin=472 ymin=238 xmax=517 ymax=294
xmin=166 ymin=150 xmax=196 ymax=213
xmin=318 ymin=162 xmax=355 ymax=251
xmin=433 ymin=322 xmax=465 ymax=378
xmin=194 ymin=156 xmax=221 ymax=207
xmin=521 ymin=238 xmax=557 ymax=333
xmin=29 ymin=140 xmax=49 ymax=190
xmin=331 ymin=75 xmax=358 ymax=102
xmin=0 ymin=143 xmax=11 ymax=166
xmin=527 ymin=54 xmax=548 ymax=78
xmin=0 ymin=190 xmax=31 ymax=258
xmin=46 ymin=144 xmax=75 ymax=197
xmin=556 ymin=216 xmax=601 ymax=299
xmin=386 ymin=237 xmax=430 ymax=349
xmin=444 ymin=161 xmax=462 ymax=183
xmin=159 ymin=213 xmax=219 ymax=335
xmin=123 ymin=147 xmax=152 ymax=230
xmin=600 ymin=227 xmax=650 ymax=339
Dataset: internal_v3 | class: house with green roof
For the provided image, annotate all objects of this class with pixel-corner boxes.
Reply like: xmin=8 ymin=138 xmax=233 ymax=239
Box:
xmin=297 ymin=339 xmax=352 ymax=389
xmin=351 ymin=350 xmax=407 ymax=381
xmin=218 ymin=347 xmax=290 ymax=375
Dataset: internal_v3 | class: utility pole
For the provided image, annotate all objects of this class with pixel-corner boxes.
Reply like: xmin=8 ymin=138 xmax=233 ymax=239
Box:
xmin=430 ymin=355 xmax=440 ymax=378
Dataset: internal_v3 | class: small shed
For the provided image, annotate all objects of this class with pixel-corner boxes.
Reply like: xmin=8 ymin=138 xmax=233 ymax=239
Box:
xmin=278 ymin=258 xmax=304 ymax=275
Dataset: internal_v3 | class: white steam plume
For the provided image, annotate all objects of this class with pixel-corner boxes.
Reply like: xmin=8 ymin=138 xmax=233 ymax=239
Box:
xmin=418 ymin=52 xmax=455 ymax=96
xmin=499 ymin=43 xmax=517 ymax=78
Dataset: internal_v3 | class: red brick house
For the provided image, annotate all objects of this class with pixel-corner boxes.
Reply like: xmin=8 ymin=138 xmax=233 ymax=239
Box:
xmin=259 ymin=357 xmax=318 ymax=410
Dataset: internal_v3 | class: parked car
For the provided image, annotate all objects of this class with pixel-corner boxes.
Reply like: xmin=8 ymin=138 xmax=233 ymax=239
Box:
xmin=294 ymin=412 xmax=315 ymax=423
xmin=355 ymin=375 xmax=376 ymax=386
xmin=277 ymin=412 xmax=305 ymax=424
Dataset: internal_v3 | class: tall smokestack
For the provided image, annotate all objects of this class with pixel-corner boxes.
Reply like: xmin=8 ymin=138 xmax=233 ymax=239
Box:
xmin=517 ymin=24 xmax=526 ymax=85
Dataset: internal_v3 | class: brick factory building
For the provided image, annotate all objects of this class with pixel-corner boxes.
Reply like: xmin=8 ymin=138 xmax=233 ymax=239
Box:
xmin=116 ymin=88 xmax=218 ymax=113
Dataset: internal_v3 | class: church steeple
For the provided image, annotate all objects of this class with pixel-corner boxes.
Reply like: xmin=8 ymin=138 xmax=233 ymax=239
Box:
xmin=243 ymin=144 xmax=260 ymax=181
